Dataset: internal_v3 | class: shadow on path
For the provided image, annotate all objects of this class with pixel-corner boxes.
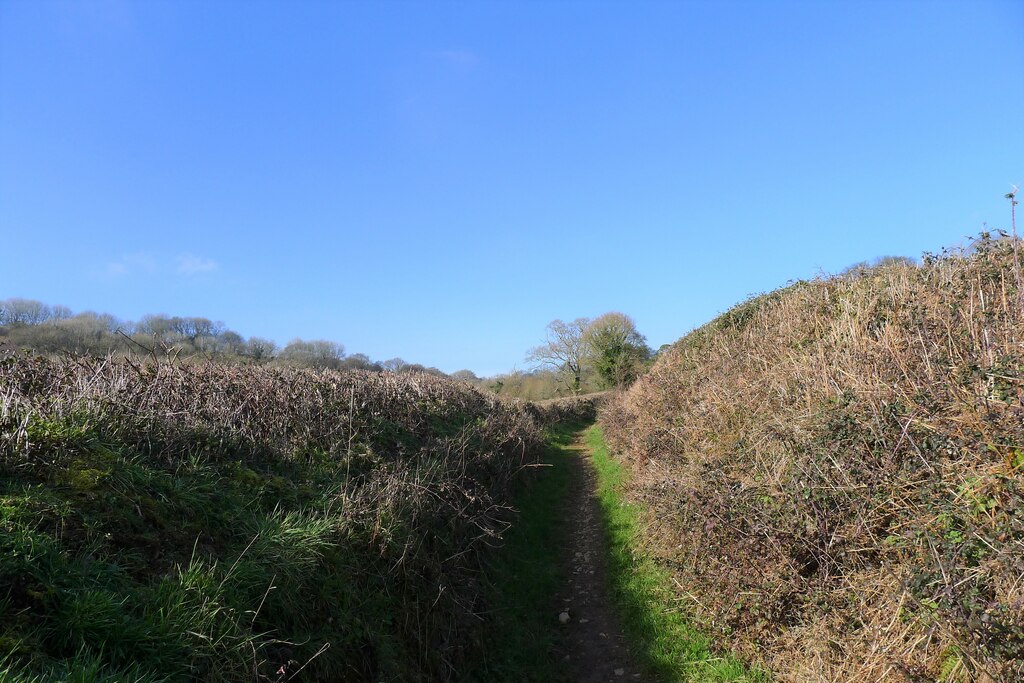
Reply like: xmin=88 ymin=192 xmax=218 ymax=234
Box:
xmin=554 ymin=432 xmax=641 ymax=683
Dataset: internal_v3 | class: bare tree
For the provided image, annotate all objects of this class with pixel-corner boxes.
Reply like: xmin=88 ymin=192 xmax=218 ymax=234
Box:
xmin=0 ymin=298 xmax=52 ymax=326
xmin=340 ymin=353 xmax=382 ymax=371
xmin=216 ymin=330 xmax=246 ymax=355
xmin=51 ymin=305 xmax=73 ymax=320
xmin=381 ymin=358 xmax=408 ymax=373
xmin=57 ymin=312 xmax=121 ymax=353
xmin=1008 ymin=185 xmax=1020 ymax=309
xmin=278 ymin=338 xmax=346 ymax=369
xmin=137 ymin=315 xmax=175 ymax=345
xmin=245 ymin=337 xmax=278 ymax=361
xmin=527 ymin=317 xmax=591 ymax=395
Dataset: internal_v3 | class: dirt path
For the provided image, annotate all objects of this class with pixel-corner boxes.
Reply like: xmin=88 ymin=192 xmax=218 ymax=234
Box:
xmin=554 ymin=433 xmax=641 ymax=682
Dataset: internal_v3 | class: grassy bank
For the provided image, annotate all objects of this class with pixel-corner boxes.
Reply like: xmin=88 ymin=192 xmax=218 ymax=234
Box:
xmin=601 ymin=237 xmax=1024 ymax=680
xmin=585 ymin=425 xmax=759 ymax=682
xmin=0 ymin=354 xmax=544 ymax=681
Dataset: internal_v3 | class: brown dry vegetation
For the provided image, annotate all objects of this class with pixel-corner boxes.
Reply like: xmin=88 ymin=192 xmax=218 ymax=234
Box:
xmin=0 ymin=354 xmax=547 ymax=681
xmin=601 ymin=237 xmax=1024 ymax=682
xmin=534 ymin=392 xmax=610 ymax=424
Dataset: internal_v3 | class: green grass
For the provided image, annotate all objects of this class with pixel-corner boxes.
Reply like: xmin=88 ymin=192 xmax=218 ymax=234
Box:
xmin=585 ymin=425 xmax=765 ymax=683
xmin=0 ymin=439 xmax=379 ymax=682
xmin=469 ymin=421 xmax=765 ymax=683
xmin=0 ymin=408 xmax=535 ymax=681
xmin=465 ymin=420 xmax=585 ymax=682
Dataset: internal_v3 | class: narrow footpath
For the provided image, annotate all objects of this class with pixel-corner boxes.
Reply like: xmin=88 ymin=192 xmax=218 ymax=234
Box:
xmin=554 ymin=432 xmax=640 ymax=683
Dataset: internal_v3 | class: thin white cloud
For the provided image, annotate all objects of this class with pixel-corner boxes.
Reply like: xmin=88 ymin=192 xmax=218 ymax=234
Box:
xmin=93 ymin=252 xmax=218 ymax=280
xmin=177 ymin=254 xmax=219 ymax=276
xmin=101 ymin=252 xmax=158 ymax=279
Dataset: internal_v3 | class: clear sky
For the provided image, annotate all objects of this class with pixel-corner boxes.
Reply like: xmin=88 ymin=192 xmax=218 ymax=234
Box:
xmin=1 ymin=0 xmax=1021 ymax=376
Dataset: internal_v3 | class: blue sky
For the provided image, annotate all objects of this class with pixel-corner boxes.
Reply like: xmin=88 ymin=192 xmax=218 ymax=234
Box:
xmin=1 ymin=0 xmax=1021 ymax=376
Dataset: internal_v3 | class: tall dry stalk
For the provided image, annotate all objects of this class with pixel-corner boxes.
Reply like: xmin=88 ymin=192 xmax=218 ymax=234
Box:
xmin=1009 ymin=185 xmax=1021 ymax=309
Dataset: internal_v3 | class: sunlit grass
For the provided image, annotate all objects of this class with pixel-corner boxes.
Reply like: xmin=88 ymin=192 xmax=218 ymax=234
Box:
xmin=586 ymin=425 xmax=764 ymax=682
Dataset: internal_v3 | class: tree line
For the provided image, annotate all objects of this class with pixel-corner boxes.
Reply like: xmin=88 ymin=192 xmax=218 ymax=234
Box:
xmin=520 ymin=312 xmax=654 ymax=396
xmin=0 ymin=299 xmax=654 ymax=398
xmin=0 ymin=298 xmax=448 ymax=375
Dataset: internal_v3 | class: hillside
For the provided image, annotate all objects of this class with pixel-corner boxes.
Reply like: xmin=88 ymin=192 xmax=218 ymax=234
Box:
xmin=0 ymin=355 xmax=548 ymax=681
xmin=601 ymin=236 xmax=1024 ymax=681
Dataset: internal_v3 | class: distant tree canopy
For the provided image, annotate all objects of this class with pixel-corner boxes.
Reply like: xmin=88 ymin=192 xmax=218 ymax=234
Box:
xmin=278 ymin=339 xmax=346 ymax=370
xmin=0 ymin=298 xmax=55 ymax=326
xmin=584 ymin=312 xmax=651 ymax=389
xmin=381 ymin=358 xmax=408 ymax=373
xmin=340 ymin=353 xmax=383 ymax=372
xmin=450 ymin=369 xmax=480 ymax=383
xmin=1 ymin=298 xmax=653 ymax=398
xmin=486 ymin=368 xmax=569 ymax=402
xmin=0 ymin=310 xmax=123 ymax=355
xmin=523 ymin=311 xmax=652 ymax=395
xmin=245 ymin=337 xmax=278 ymax=361
xmin=0 ymin=298 xmax=435 ymax=375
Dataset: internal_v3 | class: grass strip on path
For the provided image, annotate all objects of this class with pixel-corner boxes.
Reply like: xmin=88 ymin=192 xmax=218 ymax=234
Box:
xmin=585 ymin=425 xmax=766 ymax=683
xmin=466 ymin=421 xmax=585 ymax=682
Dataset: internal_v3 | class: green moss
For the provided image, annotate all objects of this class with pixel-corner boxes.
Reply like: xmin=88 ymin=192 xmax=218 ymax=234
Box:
xmin=24 ymin=415 xmax=95 ymax=451
xmin=56 ymin=463 xmax=110 ymax=491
